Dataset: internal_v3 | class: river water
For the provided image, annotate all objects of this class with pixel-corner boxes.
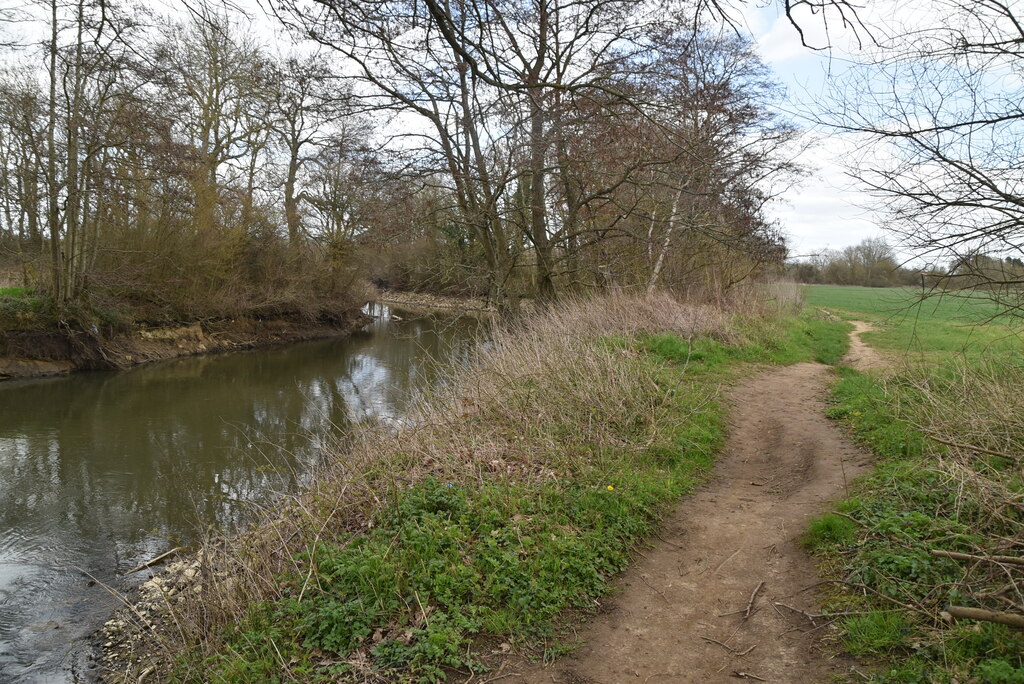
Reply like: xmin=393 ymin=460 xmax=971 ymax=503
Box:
xmin=0 ymin=306 xmax=480 ymax=683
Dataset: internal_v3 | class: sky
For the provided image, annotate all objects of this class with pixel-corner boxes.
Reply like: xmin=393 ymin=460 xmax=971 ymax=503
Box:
xmin=740 ymin=3 xmax=890 ymax=261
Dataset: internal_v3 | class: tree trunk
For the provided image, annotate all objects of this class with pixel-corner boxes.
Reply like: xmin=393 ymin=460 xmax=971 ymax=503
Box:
xmin=284 ymin=139 xmax=301 ymax=244
xmin=46 ymin=0 xmax=63 ymax=309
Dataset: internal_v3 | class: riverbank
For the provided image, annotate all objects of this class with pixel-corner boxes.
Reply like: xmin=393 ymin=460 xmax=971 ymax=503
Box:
xmin=94 ymin=292 xmax=852 ymax=682
xmin=0 ymin=309 xmax=372 ymax=381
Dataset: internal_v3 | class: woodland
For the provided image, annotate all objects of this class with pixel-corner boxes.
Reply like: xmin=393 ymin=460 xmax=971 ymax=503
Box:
xmin=0 ymin=0 xmax=800 ymax=331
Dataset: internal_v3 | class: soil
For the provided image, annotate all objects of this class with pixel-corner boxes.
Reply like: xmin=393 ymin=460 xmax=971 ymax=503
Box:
xmin=843 ymin=320 xmax=886 ymax=371
xmin=0 ymin=310 xmax=371 ymax=381
xmin=498 ymin=347 xmax=877 ymax=682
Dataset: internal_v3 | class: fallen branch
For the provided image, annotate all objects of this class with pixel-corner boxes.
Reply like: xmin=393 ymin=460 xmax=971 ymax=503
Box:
xmin=931 ymin=549 xmax=1024 ymax=568
xmin=830 ymin=511 xmax=868 ymax=527
xmin=701 ymin=636 xmax=757 ymax=657
xmin=744 ymin=581 xmax=764 ymax=619
xmin=946 ymin=606 xmax=1024 ymax=629
xmin=701 ymin=636 xmax=735 ymax=652
xmin=806 ymin=580 xmax=933 ymax=618
xmin=774 ymin=602 xmax=818 ymax=625
xmin=641 ymin=575 xmax=670 ymax=604
xmin=123 ymin=547 xmax=182 ymax=576
xmin=715 ymin=549 xmax=741 ymax=574
xmin=925 ymin=433 xmax=1020 ymax=462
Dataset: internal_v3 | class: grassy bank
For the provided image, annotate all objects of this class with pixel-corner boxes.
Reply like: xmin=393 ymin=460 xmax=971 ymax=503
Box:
xmin=806 ymin=286 xmax=1024 ymax=682
xmin=106 ymin=292 xmax=847 ymax=683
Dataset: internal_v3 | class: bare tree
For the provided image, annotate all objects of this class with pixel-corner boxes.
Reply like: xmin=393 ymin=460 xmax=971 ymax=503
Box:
xmin=822 ymin=0 xmax=1024 ymax=316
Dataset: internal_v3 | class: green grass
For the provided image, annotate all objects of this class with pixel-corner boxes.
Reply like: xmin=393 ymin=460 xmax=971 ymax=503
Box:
xmin=807 ymin=286 xmax=1024 ymax=682
xmin=0 ymin=286 xmax=48 ymax=328
xmin=843 ymin=611 xmax=909 ymax=657
xmin=805 ymin=285 xmax=1023 ymax=362
xmin=172 ymin=304 xmax=851 ymax=683
xmin=802 ymin=513 xmax=858 ymax=551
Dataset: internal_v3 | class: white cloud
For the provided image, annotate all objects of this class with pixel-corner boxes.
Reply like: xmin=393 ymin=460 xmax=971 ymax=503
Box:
xmin=769 ymin=134 xmax=885 ymax=258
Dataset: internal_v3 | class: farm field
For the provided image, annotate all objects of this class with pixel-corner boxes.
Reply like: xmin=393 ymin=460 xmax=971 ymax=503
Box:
xmin=805 ymin=285 xmax=1023 ymax=361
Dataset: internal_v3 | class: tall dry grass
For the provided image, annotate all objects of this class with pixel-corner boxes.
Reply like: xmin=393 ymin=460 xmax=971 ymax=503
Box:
xmin=904 ymin=360 xmax=1024 ymax=543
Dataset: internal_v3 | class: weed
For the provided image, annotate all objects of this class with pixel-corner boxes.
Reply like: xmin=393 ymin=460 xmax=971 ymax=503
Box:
xmin=803 ymin=513 xmax=857 ymax=550
xmin=843 ymin=611 xmax=907 ymax=656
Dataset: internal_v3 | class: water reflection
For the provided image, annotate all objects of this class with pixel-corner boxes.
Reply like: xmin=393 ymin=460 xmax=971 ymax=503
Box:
xmin=0 ymin=307 xmax=479 ymax=682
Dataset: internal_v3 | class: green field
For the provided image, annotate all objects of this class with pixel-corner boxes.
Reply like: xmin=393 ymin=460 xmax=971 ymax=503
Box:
xmin=805 ymin=285 xmax=1023 ymax=361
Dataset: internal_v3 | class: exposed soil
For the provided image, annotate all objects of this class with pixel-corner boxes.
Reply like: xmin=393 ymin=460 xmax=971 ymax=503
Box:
xmin=843 ymin=320 xmax=886 ymax=371
xmin=502 ymin=359 xmax=874 ymax=683
xmin=0 ymin=310 xmax=370 ymax=381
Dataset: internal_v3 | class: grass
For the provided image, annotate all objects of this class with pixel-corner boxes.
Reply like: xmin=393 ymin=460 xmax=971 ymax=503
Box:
xmin=804 ymin=285 xmax=1024 ymax=682
xmin=111 ymin=292 xmax=851 ymax=683
xmin=805 ymin=285 xmax=1024 ymax=362
xmin=0 ymin=286 xmax=49 ymax=329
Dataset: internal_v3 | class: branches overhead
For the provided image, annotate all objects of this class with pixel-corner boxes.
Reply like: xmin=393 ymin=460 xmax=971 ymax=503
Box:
xmin=819 ymin=0 xmax=1024 ymax=317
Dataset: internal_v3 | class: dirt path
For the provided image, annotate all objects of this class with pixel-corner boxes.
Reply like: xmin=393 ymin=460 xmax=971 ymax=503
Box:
xmin=507 ymin=358 xmax=874 ymax=683
xmin=843 ymin=320 xmax=885 ymax=371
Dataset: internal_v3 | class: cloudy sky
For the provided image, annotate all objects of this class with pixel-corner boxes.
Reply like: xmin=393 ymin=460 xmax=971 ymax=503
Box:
xmin=741 ymin=3 xmax=889 ymax=260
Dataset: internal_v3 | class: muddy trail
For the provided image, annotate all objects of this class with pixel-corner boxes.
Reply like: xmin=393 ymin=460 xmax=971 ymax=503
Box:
xmin=501 ymin=327 xmax=880 ymax=683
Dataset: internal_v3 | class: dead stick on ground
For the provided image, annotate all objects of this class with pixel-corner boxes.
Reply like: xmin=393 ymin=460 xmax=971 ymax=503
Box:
xmin=830 ymin=510 xmax=868 ymax=527
xmin=123 ymin=547 xmax=182 ymax=576
xmin=774 ymin=602 xmax=818 ymax=626
xmin=701 ymin=636 xmax=736 ymax=653
xmin=730 ymin=671 xmax=767 ymax=681
xmin=641 ymin=575 xmax=670 ymax=604
xmin=745 ymin=581 xmax=765 ymax=619
xmin=932 ymin=549 xmax=1024 ymax=567
xmin=655 ymin=532 xmax=684 ymax=549
xmin=947 ymin=606 xmax=1024 ymax=629
xmin=715 ymin=549 xmax=741 ymax=574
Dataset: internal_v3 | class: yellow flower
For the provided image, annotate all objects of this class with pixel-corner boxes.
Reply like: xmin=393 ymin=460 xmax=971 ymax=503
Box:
xmin=606 ymin=485 xmax=615 ymax=491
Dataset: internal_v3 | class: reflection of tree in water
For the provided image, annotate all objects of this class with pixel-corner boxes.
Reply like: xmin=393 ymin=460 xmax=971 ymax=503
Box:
xmin=0 ymin=312 xmax=480 ymax=680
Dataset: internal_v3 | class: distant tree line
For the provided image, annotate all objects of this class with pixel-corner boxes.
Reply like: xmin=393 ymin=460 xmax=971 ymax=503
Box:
xmin=787 ymin=237 xmax=921 ymax=287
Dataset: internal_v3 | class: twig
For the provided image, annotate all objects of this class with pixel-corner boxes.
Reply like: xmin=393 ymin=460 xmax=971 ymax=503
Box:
xmin=946 ymin=605 xmax=1024 ymax=629
xmin=931 ymin=549 xmax=1024 ymax=567
xmin=701 ymin=636 xmax=735 ymax=652
xmin=730 ymin=671 xmax=767 ymax=681
xmin=641 ymin=575 xmax=670 ymax=604
xmin=123 ymin=547 xmax=182 ymax=576
xmin=830 ymin=511 xmax=868 ymax=527
xmin=655 ymin=532 xmax=684 ymax=549
xmin=925 ymin=432 xmax=1020 ymax=462
xmin=803 ymin=580 xmax=933 ymax=618
xmin=700 ymin=636 xmax=757 ymax=657
xmin=774 ymin=602 xmax=818 ymax=625
xmin=715 ymin=549 xmax=741 ymax=574
xmin=744 ymin=581 xmax=765 ymax=619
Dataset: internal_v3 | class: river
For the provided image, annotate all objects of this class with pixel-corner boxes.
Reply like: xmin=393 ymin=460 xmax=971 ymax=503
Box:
xmin=0 ymin=306 xmax=481 ymax=682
